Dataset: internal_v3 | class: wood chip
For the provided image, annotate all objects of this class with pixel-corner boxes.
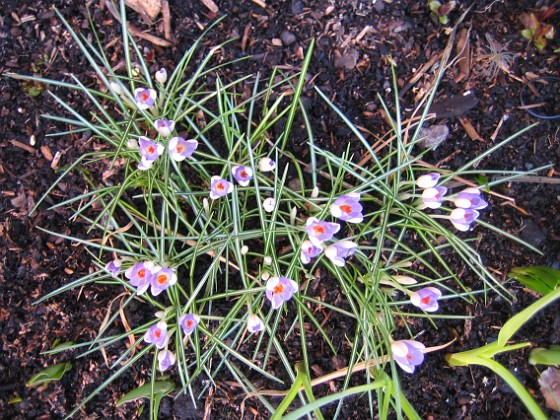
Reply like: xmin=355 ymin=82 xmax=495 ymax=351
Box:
xmin=161 ymin=0 xmax=172 ymax=41
xmin=250 ymin=0 xmax=266 ymax=7
xmin=51 ymin=151 xmax=63 ymax=170
xmin=458 ymin=116 xmax=484 ymax=142
xmin=200 ymin=0 xmax=219 ymax=13
xmin=40 ymin=145 xmax=53 ymax=161
xmin=455 ymin=27 xmax=471 ymax=78
xmin=125 ymin=0 xmax=161 ymax=23
xmin=11 ymin=139 xmax=36 ymax=154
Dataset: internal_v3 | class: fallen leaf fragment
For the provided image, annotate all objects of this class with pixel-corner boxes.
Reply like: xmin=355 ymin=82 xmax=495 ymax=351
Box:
xmin=539 ymin=367 xmax=560 ymax=412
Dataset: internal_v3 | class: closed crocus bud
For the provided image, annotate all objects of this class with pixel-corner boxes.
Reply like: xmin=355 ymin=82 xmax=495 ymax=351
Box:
xmin=416 ymin=173 xmax=440 ymax=189
xmin=263 ymin=197 xmax=276 ymax=213
xmin=109 ymin=81 xmax=122 ymax=95
xmin=258 ymin=157 xmax=276 ymax=172
xmin=155 ymin=68 xmax=168 ymax=84
xmin=247 ymin=314 xmax=265 ymax=333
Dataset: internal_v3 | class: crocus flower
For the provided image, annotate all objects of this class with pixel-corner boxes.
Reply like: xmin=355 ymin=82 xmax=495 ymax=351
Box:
xmin=258 ymin=157 xmax=276 ymax=172
xmin=231 ymin=165 xmax=253 ymax=186
xmin=262 ymin=197 xmax=276 ymax=213
xmin=150 ymin=267 xmax=177 ymax=296
xmin=421 ymin=186 xmax=447 ymax=209
xmin=134 ymin=87 xmax=157 ymax=109
xmin=179 ymin=313 xmax=200 ymax=336
xmin=300 ymin=240 xmax=323 ymax=264
xmin=209 ymin=176 xmax=233 ymax=199
xmin=155 ymin=68 xmax=168 ymax=84
xmin=139 ymin=137 xmax=164 ymax=162
xmin=127 ymin=138 xmax=139 ymax=149
xmin=153 ymin=119 xmax=175 ymax=137
xmin=247 ymin=314 xmax=265 ymax=333
xmin=125 ymin=261 xmax=157 ymax=295
xmin=450 ymin=208 xmax=479 ymax=231
xmin=105 ymin=259 xmax=122 ymax=278
xmin=158 ymin=349 xmax=175 ymax=372
xmin=410 ymin=287 xmax=442 ymax=312
xmin=305 ymin=217 xmax=340 ymax=246
xmin=453 ymin=188 xmax=488 ymax=210
xmin=144 ymin=320 xmax=168 ymax=349
xmin=265 ymin=276 xmax=298 ymax=309
xmin=391 ymin=339 xmax=425 ymax=373
xmin=330 ymin=193 xmax=364 ymax=222
xmin=416 ymin=173 xmax=440 ymax=189
xmin=168 ymin=137 xmax=197 ymax=162
xmin=324 ymin=240 xmax=357 ymax=267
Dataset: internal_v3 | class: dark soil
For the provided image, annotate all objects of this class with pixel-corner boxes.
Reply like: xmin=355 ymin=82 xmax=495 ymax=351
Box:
xmin=1 ymin=0 xmax=559 ymax=418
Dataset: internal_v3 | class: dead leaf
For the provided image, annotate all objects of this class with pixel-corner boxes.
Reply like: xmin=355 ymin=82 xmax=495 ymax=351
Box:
xmin=539 ymin=367 xmax=560 ymax=412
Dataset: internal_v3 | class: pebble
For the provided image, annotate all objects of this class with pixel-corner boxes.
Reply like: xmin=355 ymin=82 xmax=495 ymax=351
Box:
xmin=520 ymin=220 xmax=546 ymax=248
xmin=417 ymin=124 xmax=450 ymax=150
xmin=281 ymin=30 xmax=296 ymax=46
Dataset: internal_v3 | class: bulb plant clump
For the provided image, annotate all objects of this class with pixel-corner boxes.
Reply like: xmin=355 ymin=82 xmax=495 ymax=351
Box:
xmin=10 ymin=2 xmax=546 ymax=418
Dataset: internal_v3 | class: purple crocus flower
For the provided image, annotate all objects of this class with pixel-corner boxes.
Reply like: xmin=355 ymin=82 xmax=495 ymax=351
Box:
xmin=138 ymin=136 xmax=165 ymax=167
xmin=105 ymin=259 xmax=122 ymax=278
xmin=453 ymin=188 xmax=488 ymax=210
xmin=134 ymin=87 xmax=157 ymax=110
xmin=158 ymin=349 xmax=176 ymax=372
xmin=391 ymin=339 xmax=426 ymax=373
xmin=421 ymin=186 xmax=447 ymax=209
xmin=324 ymin=240 xmax=357 ymax=267
xmin=330 ymin=193 xmax=364 ymax=223
xmin=305 ymin=217 xmax=340 ymax=246
xmin=153 ymin=119 xmax=175 ymax=137
xmin=300 ymin=240 xmax=323 ymax=264
xmin=144 ymin=320 xmax=168 ymax=349
xmin=179 ymin=313 xmax=200 ymax=336
xmin=450 ymin=208 xmax=479 ymax=231
xmin=247 ymin=314 xmax=264 ymax=333
xmin=168 ymin=137 xmax=197 ymax=162
xmin=416 ymin=173 xmax=440 ymax=189
xmin=150 ymin=267 xmax=177 ymax=296
xmin=231 ymin=165 xmax=253 ymax=186
xmin=209 ymin=176 xmax=233 ymax=199
xmin=265 ymin=276 xmax=298 ymax=309
xmin=410 ymin=287 xmax=442 ymax=312
xmin=125 ymin=261 xmax=156 ymax=295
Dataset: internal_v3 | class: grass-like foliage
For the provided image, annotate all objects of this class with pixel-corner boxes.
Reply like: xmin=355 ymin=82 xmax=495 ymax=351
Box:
xmin=6 ymin=1 xmax=548 ymax=418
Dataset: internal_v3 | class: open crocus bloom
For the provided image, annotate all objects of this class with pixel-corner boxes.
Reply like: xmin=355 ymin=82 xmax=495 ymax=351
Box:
xmin=125 ymin=261 xmax=157 ymax=295
xmin=247 ymin=313 xmax=265 ymax=333
xmin=138 ymin=137 xmax=164 ymax=171
xmin=410 ymin=287 xmax=442 ymax=312
xmin=158 ymin=349 xmax=175 ymax=372
xmin=209 ymin=176 xmax=233 ymax=199
xmin=153 ymin=119 xmax=175 ymax=137
xmin=391 ymin=339 xmax=426 ymax=373
xmin=134 ymin=87 xmax=157 ymax=109
xmin=179 ymin=313 xmax=200 ymax=336
xmin=265 ymin=276 xmax=298 ymax=309
xmin=144 ymin=320 xmax=168 ymax=349
xmin=300 ymin=240 xmax=323 ymax=264
xmin=330 ymin=193 xmax=364 ymax=223
xmin=231 ymin=165 xmax=253 ymax=186
xmin=450 ymin=208 xmax=479 ymax=231
xmin=453 ymin=188 xmax=488 ymax=210
xmin=150 ymin=267 xmax=177 ymax=296
xmin=416 ymin=173 xmax=440 ymax=189
xmin=421 ymin=186 xmax=447 ymax=209
xmin=168 ymin=137 xmax=197 ymax=162
xmin=324 ymin=240 xmax=357 ymax=267
xmin=305 ymin=217 xmax=340 ymax=246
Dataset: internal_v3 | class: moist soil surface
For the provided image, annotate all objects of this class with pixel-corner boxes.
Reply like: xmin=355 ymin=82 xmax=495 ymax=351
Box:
xmin=1 ymin=0 xmax=560 ymax=419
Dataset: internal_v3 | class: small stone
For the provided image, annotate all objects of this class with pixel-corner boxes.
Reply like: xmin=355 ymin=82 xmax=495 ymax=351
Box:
xmin=334 ymin=49 xmax=360 ymax=71
xmin=417 ymin=124 xmax=450 ymax=150
xmin=520 ymin=220 xmax=546 ymax=248
xmin=271 ymin=38 xmax=283 ymax=47
xmin=280 ymin=30 xmax=297 ymax=46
